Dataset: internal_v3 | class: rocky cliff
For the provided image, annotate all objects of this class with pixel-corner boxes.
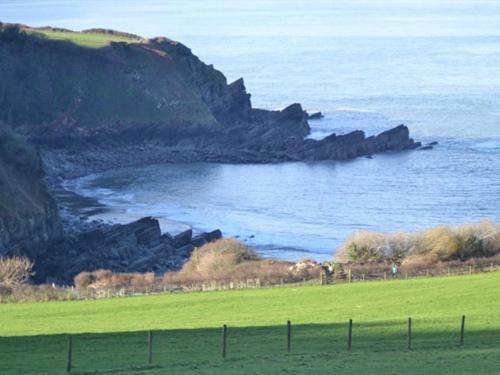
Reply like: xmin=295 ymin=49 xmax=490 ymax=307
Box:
xmin=0 ymin=127 xmax=62 ymax=258
xmin=1 ymin=23 xmax=419 ymax=160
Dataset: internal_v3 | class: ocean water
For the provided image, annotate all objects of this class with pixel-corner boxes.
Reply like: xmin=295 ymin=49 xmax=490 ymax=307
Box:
xmin=3 ymin=0 xmax=499 ymax=260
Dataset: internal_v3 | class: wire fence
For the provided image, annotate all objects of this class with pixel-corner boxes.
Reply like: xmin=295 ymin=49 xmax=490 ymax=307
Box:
xmin=0 ymin=260 xmax=498 ymax=303
xmin=1 ymin=315 xmax=498 ymax=374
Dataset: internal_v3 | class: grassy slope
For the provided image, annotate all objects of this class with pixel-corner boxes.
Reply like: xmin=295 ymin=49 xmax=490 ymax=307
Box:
xmin=29 ymin=29 xmax=137 ymax=48
xmin=0 ymin=26 xmax=219 ymax=133
xmin=0 ymin=273 xmax=499 ymax=374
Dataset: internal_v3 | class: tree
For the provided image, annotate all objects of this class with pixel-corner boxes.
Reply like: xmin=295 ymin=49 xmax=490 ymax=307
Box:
xmin=0 ymin=257 xmax=34 ymax=286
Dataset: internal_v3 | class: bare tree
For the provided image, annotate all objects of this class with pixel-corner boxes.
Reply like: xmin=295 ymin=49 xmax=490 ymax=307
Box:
xmin=0 ymin=257 xmax=34 ymax=286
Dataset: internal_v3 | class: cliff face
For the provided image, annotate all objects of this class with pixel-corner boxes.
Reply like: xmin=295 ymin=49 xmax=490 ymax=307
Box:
xmin=0 ymin=128 xmax=62 ymax=258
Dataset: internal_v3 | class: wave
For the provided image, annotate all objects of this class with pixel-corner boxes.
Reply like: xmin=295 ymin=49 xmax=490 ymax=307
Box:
xmin=332 ymin=107 xmax=375 ymax=113
xmin=471 ymin=140 xmax=500 ymax=152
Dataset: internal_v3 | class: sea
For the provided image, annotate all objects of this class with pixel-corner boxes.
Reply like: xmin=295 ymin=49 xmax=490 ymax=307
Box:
xmin=3 ymin=0 xmax=499 ymax=260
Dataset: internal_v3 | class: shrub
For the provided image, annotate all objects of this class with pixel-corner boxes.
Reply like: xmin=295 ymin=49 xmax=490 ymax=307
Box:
xmin=336 ymin=231 xmax=411 ymax=262
xmin=336 ymin=221 xmax=500 ymax=263
xmin=74 ymin=271 xmax=95 ymax=288
xmin=163 ymin=238 xmax=316 ymax=285
xmin=168 ymin=238 xmax=260 ymax=282
xmin=0 ymin=257 xmax=34 ymax=287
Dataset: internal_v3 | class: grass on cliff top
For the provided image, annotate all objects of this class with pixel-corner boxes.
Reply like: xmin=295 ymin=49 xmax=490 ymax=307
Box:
xmin=29 ymin=29 xmax=138 ymax=48
xmin=0 ymin=273 xmax=499 ymax=374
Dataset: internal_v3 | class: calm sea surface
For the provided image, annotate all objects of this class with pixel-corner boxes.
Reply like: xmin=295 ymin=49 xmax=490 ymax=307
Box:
xmin=3 ymin=0 xmax=499 ymax=260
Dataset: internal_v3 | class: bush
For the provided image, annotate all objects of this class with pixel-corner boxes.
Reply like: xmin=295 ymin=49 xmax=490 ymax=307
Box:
xmin=336 ymin=221 xmax=500 ymax=263
xmin=73 ymin=269 xmax=157 ymax=289
xmin=0 ymin=257 xmax=34 ymax=287
xmin=164 ymin=238 xmax=260 ymax=283
xmin=163 ymin=238 xmax=317 ymax=285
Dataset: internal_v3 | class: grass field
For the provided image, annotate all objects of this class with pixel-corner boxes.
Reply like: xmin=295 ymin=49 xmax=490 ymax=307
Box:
xmin=0 ymin=273 xmax=499 ymax=374
xmin=28 ymin=29 xmax=138 ymax=48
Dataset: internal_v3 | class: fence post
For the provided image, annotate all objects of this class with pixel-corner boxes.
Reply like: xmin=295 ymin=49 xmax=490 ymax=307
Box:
xmin=148 ymin=330 xmax=153 ymax=364
xmin=66 ymin=335 xmax=73 ymax=373
xmin=468 ymin=265 xmax=472 ymax=275
xmin=384 ymin=272 xmax=387 ymax=280
xmin=407 ymin=318 xmax=412 ymax=350
xmin=347 ymin=319 xmax=353 ymax=350
xmin=348 ymin=269 xmax=352 ymax=284
xmin=222 ymin=324 xmax=227 ymax=358
xmin=287 ymin=320 xmax=291 ymax=352
xmin=460 ymin=315 xmax=465 ymax=345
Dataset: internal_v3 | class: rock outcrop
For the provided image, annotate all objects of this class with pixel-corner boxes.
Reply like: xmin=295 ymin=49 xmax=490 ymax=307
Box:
xmin=0 ymin=128 xmax=62 ymax=258
xmin=35 ymin=217 xmax=222 ymax=284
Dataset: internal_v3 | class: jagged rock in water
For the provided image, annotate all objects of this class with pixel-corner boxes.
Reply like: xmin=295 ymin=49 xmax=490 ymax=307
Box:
xmin=307 ymin=111 xmax=324 ymax=120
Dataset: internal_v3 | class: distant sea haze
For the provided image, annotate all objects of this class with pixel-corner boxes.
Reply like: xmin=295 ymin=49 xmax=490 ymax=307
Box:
xmin=7 ymin=0 xmax=499 ymax=260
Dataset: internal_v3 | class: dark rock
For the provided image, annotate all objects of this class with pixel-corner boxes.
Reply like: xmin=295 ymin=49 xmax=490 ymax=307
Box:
xmin=190 ymin=229 xmax=222 ymax=247
xmin=176 ymin=244 xmax=195 ymax=257
xmin=191 ymin=234 xmax=208 ymax=248
xmin=428 ymin=141 xmax=438 ymax=146
xmin=161 ymin=232 xmax=175 ymax=246
xmin=307 ymin=111 xmax=324 ymax=120
xmin=174 ymin=229 xmax=192 ymax=247
xmin=418 ymin=145 xmax=433 ymax=150
xmin=206 ymin=229 xmax=222 ymax=242
xmin=33 ymin=216 xmax=220 ymax=284
xmin=132 ymin=217 xmax=161 ymax=247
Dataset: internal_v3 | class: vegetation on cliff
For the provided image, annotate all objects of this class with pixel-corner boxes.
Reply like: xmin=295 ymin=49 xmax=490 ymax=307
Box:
xmin=28 ymin=27 xmax=141 ymax=48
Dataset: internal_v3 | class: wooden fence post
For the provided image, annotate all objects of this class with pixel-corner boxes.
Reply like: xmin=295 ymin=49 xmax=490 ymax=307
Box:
xmin=222 ymin=325 xmax=228 ymax=358
xmin=460 ymin=315 xmax=465 ymax=345
xmin=287 ymin=320 xmax=291 ymax=352
xmin=469 ymin=265 xmax=472 ymax=275
xmin=348 ymin=319 xmax=353 ymax=350
xmin=148 ymin=330 xmax=153 ymax=364
xmin=407 ymin=318 xmax=412 ymax=350
xmin=384 ymin=272 xmax=387 ymax=280
xmin=66 ymin=335 xmax=72 ymax=373
xmin=348 ymin=269 xmax=352 ymax=284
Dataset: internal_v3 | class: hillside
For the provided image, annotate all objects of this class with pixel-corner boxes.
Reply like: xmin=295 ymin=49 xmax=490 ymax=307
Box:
xmin=0 ymin=24 xmax=227 ymax=142
xmin=0 ymin=273 xmax=498 ymax=373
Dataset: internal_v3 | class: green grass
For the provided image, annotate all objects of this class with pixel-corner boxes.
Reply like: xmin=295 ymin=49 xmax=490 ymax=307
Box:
xmin=29 ymin=29 xmax=137 ymax=48
xmin=0 ymin=273 xmax=499 ymax=374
